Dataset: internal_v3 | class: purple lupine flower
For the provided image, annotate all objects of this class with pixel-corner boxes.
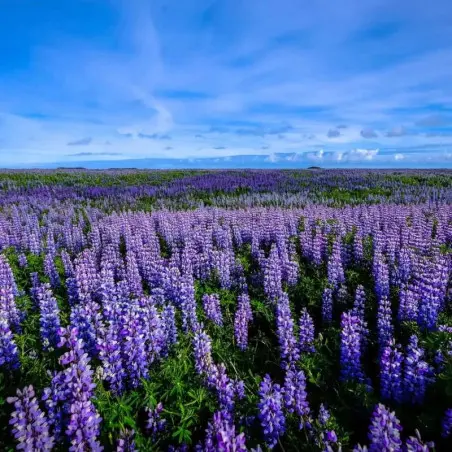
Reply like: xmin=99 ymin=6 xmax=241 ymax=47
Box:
xmin=146 ymin=402 xmax=166 ymax=437
xmin=322 ymin=287 xmax=333 ymax=324
xmin=276 ymin=293 xmax=300 ymax=368
xmin=18 ymin=253 xmax=28 ymax=268
xmin=403 ymin=335 xmax=433 ymax=405
xmin=352 ymin=285 xmax=369 ymax=350
xmin=258 ymin=374 xmax=286 ymax=449
xmin=327 ymin=240 xmax=345 ymax=288
xmin=42 ymin=372 xmax=65 ymax=440
xmin=299 ymin=307 xmax=315 ymax=353
xmin=98 ymin=319 xmax=126 ymax=395
xmin=193 ymin=329 xmax=214 ymax=376
xmin=0 ymin=284 xmax=22 ymax=332
xmin=405 ymin=429 xmax=435 ymax=451
xmin=139 ymin=297 xmax=165 ymax=365
xmin=49 ymin=327 xmax=103 ymax=449
xmin=283 ymin=366 xmax=310 ymax=428
xmin=442 ymin=408 xmax=452 ymax=438
xmin=380 ymin=340 xmax=404 ymax=403
xmin=162 ymin=303 xmax=178 ymax=355
xmin=368 ymin=404 xmax=403 ymax=452
xmin=377 ymin=296 xmax=393 ymax=351
xmin=324 ymin=429 xmax=338 ymax=444
xmin=44 ymin=253 xmax=60 ymax=288
xmin=0 ymin=316 xmax=20 ymax=369
xmin=7 ymin=385 xmax=54 ymax=451
xmin=120 ymin=303 xmax=149 ymax=388
xmin=200 ymin=410 xmax=247 ymax=452
xmin=116 ymin=429 xmax=137 ymax=452
xmin=178 ymin=274 xmax=200 ymax=333
xmin=66 ymin=400 xmax=103 ymax=452
xmin=263 ymin=245 xmax=283 ymax=303
xmin=318 ymin=404 xmax=330 ymax=426
xmin=340 ymin=312 xmax=365 ymax=383
xmin=373 ymin=252 xmax=390 ymax=303
xmin=206 ymin=363 xmax=240 ymax=414
xmin=202 ymin=293 xmax=223 ymax=326
xmin=70 ymin=299 xmax=104 ymax=357
xmin=234 ymin=293 xmax=253 ymax=351
xmin=398 ymin=286 xmax=418 ymax=323
xmin=37 ymin=282 xmax=61 ymax=351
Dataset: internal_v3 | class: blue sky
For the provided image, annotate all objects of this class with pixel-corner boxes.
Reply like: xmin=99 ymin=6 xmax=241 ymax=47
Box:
xmin=1 ymin=0 xmax=452 ymax=168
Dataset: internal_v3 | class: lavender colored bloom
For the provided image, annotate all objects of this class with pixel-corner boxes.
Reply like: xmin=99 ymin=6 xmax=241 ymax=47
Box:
xmin=283 ymin=366 xmax=310 ymax=427
xmin=146 ymin=402 xmax=166 ymax=437
xmin=322 ymin=287 xmax=333 ymax=324
xmin=98 ymin=320 xmax=125 ymax=395
xmin=200 ymin=410 xmax=247 ymax=452
xmin=380 ymin=340 xmax=404 ymax=403
xmin=442 ymin=408 xmax=452 ymax=438
xmin=405 ymin=430 xmax=435 ymax=451
xmin=178 ymin=274 xmax=200 ymax=333
xmin=328 ymin=240 xmax=345 ymax=288
xmin=398 ymin=286 xmax=418 ymax=323
xmin=0 ymin=316 xmax=20 ymax=369
xmin=276 ymin=293 xmax=300 ymax=368
xmin=368 ymin=404 xmax=403 ymax=452
xmin=373 ymin=253 xmax=390 ymax=303
xmin=234 ymin=293 xmax=253 ymax=351
xmin=7 ymin=385 xmax=55 ymax=451
xmin=70 ymin=299 xmax=104 ymax=357
xmin=299 ymin=307 xmax=315 ymax=353
xmin=193 ymin=329 xmax=214 ymax=376
xmin=120 ymin=304 xmax=149 ymax=388
xmin=206 ymin=363 xmax=238 ymax=414
xmin=263 ymin=245 xmax=283 ymax=302
xmin=258 ymin=374 xmax=286 ymax=449
xmin=377 ymin=296 xmax=393 ymax=350
xmin=44 ymin=253 xmax=60 ymax=288
xmin=46 ymin=327 xmax=103 ymax=449
xmin=202 ymin=293 xmax=223 ymax=326
xmin=403 ymin=335 xmax=433 ymax=405
xmin=66 ymin=400 xmax=103 ymax=451
xmin=18 ymin=253 xmax=28 ymax=268
xmin=318 ymin=404 xmax=330 ymax=426
xmin=37 ymin=283 xmax=61 ymax=351
xmin=162 ymin=303 xmax=178 ymax=353
xmin=116 ymin=430 xmax=137 ymax=452
xmin=340 ymin=312 xmax=365 ymax=383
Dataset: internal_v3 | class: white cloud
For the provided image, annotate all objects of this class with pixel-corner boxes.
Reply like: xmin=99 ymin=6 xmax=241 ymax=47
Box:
xmin=265 ymin=153 xmax=280 ymax=162
xmin=348 ymin=148 xmax=379 ymax=160
xmin=394 ymin=153 xmax=405 ymax=160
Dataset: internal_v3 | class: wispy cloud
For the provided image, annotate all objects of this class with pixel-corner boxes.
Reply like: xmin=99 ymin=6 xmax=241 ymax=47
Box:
xmin=385 ymin=126 xmax=409 ymax=137
xmin=415 ymin=114 xmax=449 ymax=127
xmin=67 ymin=137 xmax=92 ymax=146
xmin=327 ymin=129 xmax=341 ymax=138
xmin=360 ymin=128 xmax=378 ymax=139
xmin=67 ymin=151 xmax=122 ymax=157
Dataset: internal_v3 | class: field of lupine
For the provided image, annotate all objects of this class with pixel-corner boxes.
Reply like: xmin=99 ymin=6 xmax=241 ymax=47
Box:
xmin=1 ymin=169 xmax=452 ymax=451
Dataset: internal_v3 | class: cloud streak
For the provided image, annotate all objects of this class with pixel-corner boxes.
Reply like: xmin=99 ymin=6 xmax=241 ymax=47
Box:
xmin=67 ymin=137 xmax=93 ymax=146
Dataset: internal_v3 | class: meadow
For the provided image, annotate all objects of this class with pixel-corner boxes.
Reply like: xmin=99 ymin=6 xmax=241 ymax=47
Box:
xmin=1 ymin=169 xmax=452 ymax=451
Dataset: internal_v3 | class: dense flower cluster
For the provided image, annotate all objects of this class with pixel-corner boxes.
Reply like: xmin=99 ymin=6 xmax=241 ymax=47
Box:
xmin=258 ymin=374 xmax=286 ymax=449
xmin=1 ymin=169 xmax=452 ymax=450
xmin=7 ymin=385 xmax=54 ymax=451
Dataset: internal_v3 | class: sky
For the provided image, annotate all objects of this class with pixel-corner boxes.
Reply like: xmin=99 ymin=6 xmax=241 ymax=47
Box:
xmin=1 ymin=0 xmax=452 ymax=168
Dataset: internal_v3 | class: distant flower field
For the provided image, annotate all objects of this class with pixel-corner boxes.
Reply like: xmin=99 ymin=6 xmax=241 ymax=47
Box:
xmin=0 ymin=169 xmax=452 ymax=451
